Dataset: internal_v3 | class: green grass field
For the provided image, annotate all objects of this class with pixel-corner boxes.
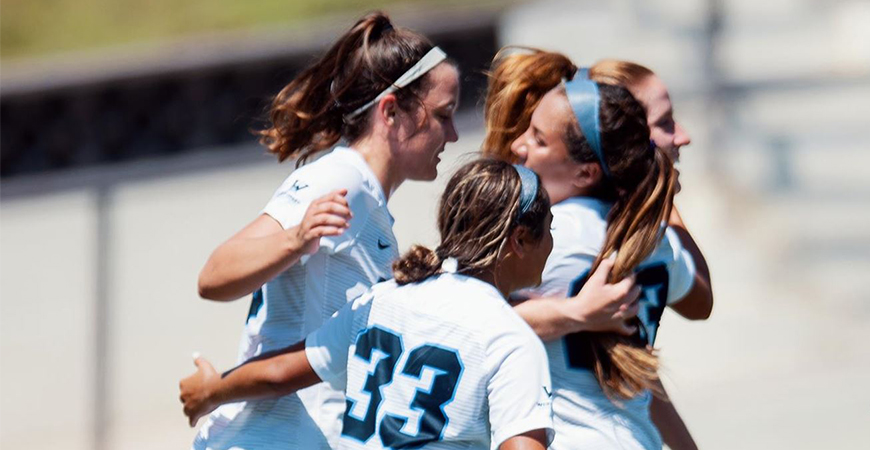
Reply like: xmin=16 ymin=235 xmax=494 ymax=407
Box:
xmin=0 ymin=0 xmax=452 ymax=60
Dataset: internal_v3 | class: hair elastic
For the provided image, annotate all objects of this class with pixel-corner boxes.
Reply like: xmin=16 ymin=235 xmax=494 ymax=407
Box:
xmin=512 ymin=164 xmax=539 ymax=218
xmin=345 ymin=46 xmax=447 ymax=120
xmin=440 ymin=256 xmax=458 ymax=273
xmin=563 ymin=69 xmax=610 ymax=177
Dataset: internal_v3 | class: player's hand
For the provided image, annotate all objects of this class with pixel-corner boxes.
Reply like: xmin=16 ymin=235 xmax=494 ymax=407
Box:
xmin=179 ymin=355 xmax=220 ymax=427
xmin=293 ymin=189 xmax=352 ymax=255
xmin=570 ymin=259 xmax=640 ymax=335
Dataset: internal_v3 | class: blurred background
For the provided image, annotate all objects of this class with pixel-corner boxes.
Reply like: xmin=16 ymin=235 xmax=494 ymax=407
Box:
xmin=1 ymin=0 xmax=869 ymax=449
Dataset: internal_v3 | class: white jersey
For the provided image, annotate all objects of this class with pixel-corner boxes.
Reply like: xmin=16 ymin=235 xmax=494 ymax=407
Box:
xmin=194 ymin=147 xmax=399 ymax=450
xmin=305 ymin=274 xmax=555 ymax=450
xmin=520 ymin=197 xmax=696 ymax=450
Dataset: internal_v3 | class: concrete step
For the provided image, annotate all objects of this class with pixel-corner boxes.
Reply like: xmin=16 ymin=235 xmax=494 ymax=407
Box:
xmin=730 ymin=84 xmax=870 ymax=139
xmin=736 ymin=194 xmax=870 ymax=252
xmin=719 ymin=0 xmax=815 ymax=25
xmin=718 ymin=0 xmax=870 ymax=82
xmin=717 ymin=137 xmax=870 ymax=196
xmin=787 ymin=141 xmax=870 ymax=195
xmin=721 ymin=193 xmax=870 ymax=315
xmin=498 ymin=0 xmax=709 ymax=91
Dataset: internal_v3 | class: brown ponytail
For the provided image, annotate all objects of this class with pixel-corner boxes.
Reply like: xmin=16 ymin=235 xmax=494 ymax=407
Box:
xmin=258 ymin=11 xmax=444 ymax=166
xmin=482 ymin=48 xmax=576 ymax=160
xmin=392 ymin=245 xmax=442 ymax=285
xmin=587 ymin=148 xmax=675 ymax=400
xmin=392 ymin=159 xmax=550 ymax=285
xmin=563 ymin=83 xmax=676 ymax=399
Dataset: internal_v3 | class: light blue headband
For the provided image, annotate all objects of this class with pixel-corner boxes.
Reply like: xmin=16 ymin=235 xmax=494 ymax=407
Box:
xmin=512 ymin=164 xmax=539 ymax=218
xmin=564 ymin=68 xmax=610 ymax=177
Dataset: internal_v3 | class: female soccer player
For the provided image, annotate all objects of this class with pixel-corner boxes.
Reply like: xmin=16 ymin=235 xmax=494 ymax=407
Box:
xmin=482 ymin=49 xmax=713 ymax=449
xmin=590 ymin=60 xmax=713 ymax=449
xmin=182 ymin=159 xmax=558 ymax=450
xmin=191 ymin=12 xmax=460 ymax=450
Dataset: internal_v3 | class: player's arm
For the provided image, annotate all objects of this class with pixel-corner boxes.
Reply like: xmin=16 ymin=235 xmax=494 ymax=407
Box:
xmin=499 ymin=429 xmax=549 ymax=450
xmin=180 ymin=293 xmax=361 ymax=426
xmin=666 ymin=207 xmax=713 ymax=320
xmin=649 ymin=380 xmax=699 ymax=450
xmin=179 ymin=342 xmax=321 ymax=427
xmin=512 ymin=259 xmax=641 ymax=341
xmin=197 ymin=190 xmax=352 ymax=301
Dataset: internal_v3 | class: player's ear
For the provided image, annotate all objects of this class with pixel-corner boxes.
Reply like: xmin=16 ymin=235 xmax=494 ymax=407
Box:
xmin=572 ymin=162 xmax=602 ymax=191
xmin=508 ymin=226 xmax=532 ymax=258
xmin=376 ymin=94 xmax=398 ymax=127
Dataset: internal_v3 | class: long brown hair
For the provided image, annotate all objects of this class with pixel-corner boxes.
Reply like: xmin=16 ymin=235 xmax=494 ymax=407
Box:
xmin=258 ymin=11 xmax=450 ymax=166
xmin=483 ymin=49 xmax=676 ymax=399
xmin=393 ymin=159 xmax=550 ymax=285
xmin=562 ymin=83 xmax=676 ymax=399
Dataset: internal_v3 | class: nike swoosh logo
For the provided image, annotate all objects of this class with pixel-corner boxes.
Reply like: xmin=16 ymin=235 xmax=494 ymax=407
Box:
xmin=378 ymin=239 xmax=391 ymax=250
xmin=543 ymin=386 xmax=553 ymax=397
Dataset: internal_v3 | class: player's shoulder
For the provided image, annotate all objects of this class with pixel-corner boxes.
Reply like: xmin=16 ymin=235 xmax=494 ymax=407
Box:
xmin=549 ymin=196 xmax=609 ymax=254
xmin=432 ymin=276 xmax=539 ymax=346
xmin=333 ymin=280 xmax=399 ymax=330
xmin=410 ymin=274 xmax=515 ymax=323
xmin=278 ymin=147 xmax=377 ymax=198
xmin=645 ymin=225 xmax=683 ymax=265
xmin=552 ymin=197 xmax=608 ymax=225
xmin=483 ymin=304 xmax=546 ymax=363
xmin=368 ymin=278 xmax=400 ymax=301
xmin=435 ymin=273 xmax=506 ymax=305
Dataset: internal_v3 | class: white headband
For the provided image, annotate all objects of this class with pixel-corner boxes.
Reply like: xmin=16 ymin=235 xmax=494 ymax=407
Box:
xmin=345 ymin=46 xmax=447 ymax=120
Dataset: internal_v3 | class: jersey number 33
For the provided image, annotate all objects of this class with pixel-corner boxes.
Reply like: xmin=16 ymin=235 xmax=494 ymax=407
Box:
xmin=342 ymin=326 xmax=464 ymax=449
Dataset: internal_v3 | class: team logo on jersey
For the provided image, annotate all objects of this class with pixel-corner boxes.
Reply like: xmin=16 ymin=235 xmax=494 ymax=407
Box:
xmin=377 ymin=238 xmax=391 ymax=250
xmin=538 ymin=387 xmax=553 ymax=407
xmin=289 ymin=180 xmax=308 ymax=191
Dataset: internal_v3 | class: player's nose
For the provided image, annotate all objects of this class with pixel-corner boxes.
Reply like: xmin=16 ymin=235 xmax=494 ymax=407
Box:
xmin=510 ymin=135 xmax=528 ymax=164
xmin=674 ymin=123 xmax=691 ymax=148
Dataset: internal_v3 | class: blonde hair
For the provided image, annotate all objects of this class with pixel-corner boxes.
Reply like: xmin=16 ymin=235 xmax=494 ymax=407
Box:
xmin=482 ymin=47 xmax=576 ymax=161
xmin=483 ymin=48 xmax=676 ymax=400
xmin=589 ymin=59 xmax=655 ymax=90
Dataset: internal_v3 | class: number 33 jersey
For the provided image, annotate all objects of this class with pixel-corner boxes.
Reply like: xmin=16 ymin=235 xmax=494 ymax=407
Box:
xmin=519 ymin=197 xmax=696 ymax=450
xmin=305 ymin=274 xmax=555 ymax=450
